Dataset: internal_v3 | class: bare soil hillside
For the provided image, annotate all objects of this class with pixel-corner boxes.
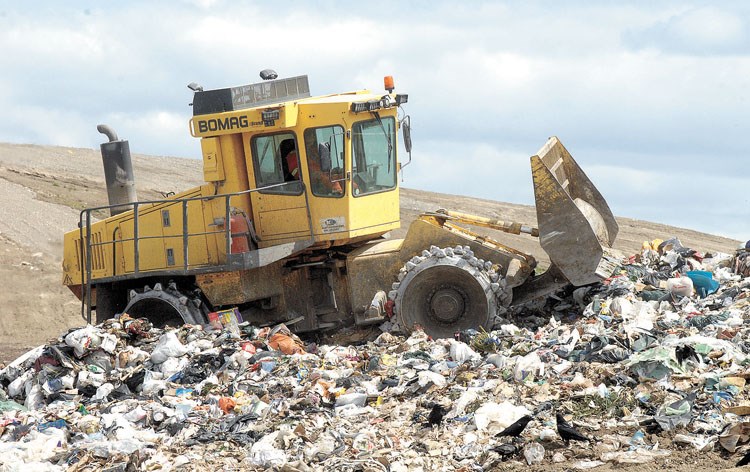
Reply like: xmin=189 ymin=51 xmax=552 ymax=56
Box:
xmin=0 ymin=142 xmax=741 ymax=364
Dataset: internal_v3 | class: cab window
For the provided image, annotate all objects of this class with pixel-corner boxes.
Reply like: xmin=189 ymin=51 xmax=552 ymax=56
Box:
xmin=351 ymin=116 xmax=396 ymax=196
xmin=250 ymin=132 xmax=302 ymax=194
xmin=303 ymin=125 xmax=345 ymax=197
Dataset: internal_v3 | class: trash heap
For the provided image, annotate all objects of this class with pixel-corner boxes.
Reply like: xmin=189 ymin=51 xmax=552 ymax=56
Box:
xmin=3 ymin=239 xmax=750 ymax=471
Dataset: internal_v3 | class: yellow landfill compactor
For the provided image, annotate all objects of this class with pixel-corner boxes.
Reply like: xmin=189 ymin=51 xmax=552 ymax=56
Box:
xmin=62 ymin=72 xmax=619 ymax=339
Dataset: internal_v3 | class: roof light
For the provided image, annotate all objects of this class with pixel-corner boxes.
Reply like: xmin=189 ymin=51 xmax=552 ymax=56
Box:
xmin=351 ymin=102 xmax=369 ymax=113
xmin=261 ymin=108 xmax=280 ymax=126
xmin=259 ymin=69 xmax=278 ymax=80
xmin=384 ymin=75 xmax=395 ymax=93
xmin=261 ymin=109 xmax=280 ymax=121
xmin=395 ymin=94 xmax=408 ymax=106
xmin=351 ymin=99 xmax=384 ymax=113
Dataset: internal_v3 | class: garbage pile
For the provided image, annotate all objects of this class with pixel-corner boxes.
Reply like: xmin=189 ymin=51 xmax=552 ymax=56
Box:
xmin=3 ymin=239 xmax=750 ymax=471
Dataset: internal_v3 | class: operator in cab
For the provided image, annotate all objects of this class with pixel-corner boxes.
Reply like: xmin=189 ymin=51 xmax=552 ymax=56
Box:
xmin=281 ymin=139 xmax=300 ymax=182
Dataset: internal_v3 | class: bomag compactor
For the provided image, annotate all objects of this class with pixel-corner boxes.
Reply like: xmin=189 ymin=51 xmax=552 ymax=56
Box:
xmin=62 ymin=72 xmax=619 ymax=339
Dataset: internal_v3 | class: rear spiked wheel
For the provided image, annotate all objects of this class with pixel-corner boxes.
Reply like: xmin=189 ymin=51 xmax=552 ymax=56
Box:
xmin=123 ymin=282 xmax=207 ymax=327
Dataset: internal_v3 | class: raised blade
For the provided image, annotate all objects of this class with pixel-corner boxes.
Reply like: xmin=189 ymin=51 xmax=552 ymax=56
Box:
xmin=531 ymin=137 xmax=619 ymax=286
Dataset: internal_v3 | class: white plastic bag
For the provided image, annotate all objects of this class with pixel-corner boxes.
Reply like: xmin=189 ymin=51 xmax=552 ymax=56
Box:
xmin=667 ymin=276 xmax=694 ymax=297
xmin=474 ymin=401 xmax=530 ymax=433
xmin=249 ymin=432 xmax=287 ymax=468
xmin=8 ymin=370 xmax=32 ymax=398
xmin=94 ymin=383 xmax=114 ymax=401
xmin=513 ymin=351 xmax=544 ymax=382
xmin=449 ymin=340 xmax=480 ymax=363
xmin=64 ymin=326 xmax=117 ymax=358
xmin=418 ymin=370 xmax=447 ymax=388
xmin=140 ymin=370 xmax=167 ymax=396
xmin=150 ymin=331 xmax=189 ymax=364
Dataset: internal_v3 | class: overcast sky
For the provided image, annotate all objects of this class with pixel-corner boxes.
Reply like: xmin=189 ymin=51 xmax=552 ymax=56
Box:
xmin=1 ymin=1 xmax=749 ymax=241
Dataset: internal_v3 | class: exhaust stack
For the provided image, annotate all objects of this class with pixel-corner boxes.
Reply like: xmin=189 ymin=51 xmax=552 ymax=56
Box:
xmin=97 ymin=125 xmax=137 ymax=216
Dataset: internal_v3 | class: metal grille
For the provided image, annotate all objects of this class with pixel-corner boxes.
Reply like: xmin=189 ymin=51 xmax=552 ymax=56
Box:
xmin=74 ymin=240 xmax=81 ymax=271
xmin=91 ymin=232 xmax=105 ymax=270
xmin=231 ymin=76 xmax=310 ymax=109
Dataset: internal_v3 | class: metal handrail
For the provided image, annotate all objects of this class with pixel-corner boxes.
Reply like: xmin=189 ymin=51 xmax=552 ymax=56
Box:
xmin=79 ymin=180 xmax=312 ymax=323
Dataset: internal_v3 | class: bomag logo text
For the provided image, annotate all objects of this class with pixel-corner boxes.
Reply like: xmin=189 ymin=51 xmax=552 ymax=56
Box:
xmin=197 ymin=116 xmax=249 ymax=133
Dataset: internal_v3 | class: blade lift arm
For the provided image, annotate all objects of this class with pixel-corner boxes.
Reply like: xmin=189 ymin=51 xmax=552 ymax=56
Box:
xmin=432 ymin=209 xmax=539 ymax=237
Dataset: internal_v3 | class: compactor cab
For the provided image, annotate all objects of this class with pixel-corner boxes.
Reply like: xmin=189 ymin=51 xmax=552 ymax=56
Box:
xmin=188 ymin=74 xmax=409 ymax=248
xmin=62 ymin=71 xmax=618 ymax=338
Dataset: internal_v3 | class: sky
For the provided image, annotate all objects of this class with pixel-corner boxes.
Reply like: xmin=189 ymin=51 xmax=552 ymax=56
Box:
xmin=1 ymin=1 xmax=749 ymax=241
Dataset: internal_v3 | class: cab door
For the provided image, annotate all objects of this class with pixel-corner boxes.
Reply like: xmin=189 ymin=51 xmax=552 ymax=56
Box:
xmin=246 ymin=132 xmax=311 ymax=246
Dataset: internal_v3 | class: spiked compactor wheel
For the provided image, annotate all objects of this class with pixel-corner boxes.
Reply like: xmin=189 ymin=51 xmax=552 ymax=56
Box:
xmin=390 ymin=246 xmax=511 ymax=339
xmin=123 ymin=282 xmax=206 ymax=327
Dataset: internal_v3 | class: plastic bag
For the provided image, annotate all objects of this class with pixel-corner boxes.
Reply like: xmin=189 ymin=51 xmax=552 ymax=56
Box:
xmin=601 ymin=449 xmax=670 ymax=464
xmin=418 ymin=370 xmax=447 ymax=388
xmin=513 ymin=351 xmax=544 ymax=382
xmin=64 ymin=326 xmax=117 ymax=358
xmin=474 ymin=401 xmax=530 ymax=433
xmin=0 ymin=400 xmax=27 ymax=412
xmin=654 ymin=395 xmax=694 ymax=431
xmin=667 ymin=276 xmax=694 ymax=297
xmin=8 ymin=370 xmax=33 ymax=398
xmin=267 ymin=324 xmax=305 ymax=355
xmin=249 ymin=432 xmax=287 ymax=468
xmin=218 ymin=396 xmax=237 ymax=414
xmin=523 ymin=442 xmax=544 ymax=465
xmin=449 ymin=340 xmax=480 ymax=363
xmin=335 ymin=393 xmax=367 ymax=407
xmin=627 ymin=347 xmax=685 ymax=380
xmin=24 ymin=384 xmax=44 ymax=410
xmin=686 ymin=270 xmax=719 ymax=298
xmin=94 ymin=383 xmax=115 ymax=401
xmin=268 ymin=332 xmax=305 ymax=355
xmin=150 ymin=331 xmax=190 ymax=364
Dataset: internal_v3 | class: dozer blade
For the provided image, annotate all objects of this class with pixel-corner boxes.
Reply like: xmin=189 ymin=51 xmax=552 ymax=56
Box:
xmin=531 ymin=136 xmax=619 ymax=286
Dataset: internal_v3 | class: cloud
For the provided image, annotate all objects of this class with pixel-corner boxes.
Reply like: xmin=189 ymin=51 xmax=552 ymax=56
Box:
xmin=1 ymin=1 xmax=749 ymax=240
xmin=405 ymin=139 xmax=533 ymax=205
xmin=180 ymin=0 xmax=221 ymax=8
xmin=103 ymin=110 xmax=194 ymax=158
xmin=0 ymin=104 xmax=92 ymax=148
xmin=624 ymin=6 xmax=750 ymax=55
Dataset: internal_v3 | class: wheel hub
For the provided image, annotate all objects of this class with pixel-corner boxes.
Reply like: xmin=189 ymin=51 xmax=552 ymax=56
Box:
xmin=428 ymin=287 xmax=466 ymax=324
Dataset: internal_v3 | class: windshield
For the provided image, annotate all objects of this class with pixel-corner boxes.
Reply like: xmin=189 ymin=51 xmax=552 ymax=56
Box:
xmin=351 ymin=115 xmax=397 ymax=196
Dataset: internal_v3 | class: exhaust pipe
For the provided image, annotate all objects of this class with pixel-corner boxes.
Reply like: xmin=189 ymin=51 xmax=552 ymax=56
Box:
xmin=97 ymin=125 xmax=137 ymax=216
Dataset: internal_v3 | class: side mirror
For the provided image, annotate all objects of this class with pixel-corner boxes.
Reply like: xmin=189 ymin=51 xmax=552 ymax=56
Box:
xmin=402 ymin=115 xmax=412 ymax=153
xmin=318 ymin=142 xmax=331 ymax=172
xmin=400 ymin=115 xmax=412 ymax=168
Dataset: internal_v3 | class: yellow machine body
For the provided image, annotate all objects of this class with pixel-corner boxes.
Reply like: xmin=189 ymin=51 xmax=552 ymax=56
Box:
xmin=62 ymin=74 xmax=618 ymax=336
